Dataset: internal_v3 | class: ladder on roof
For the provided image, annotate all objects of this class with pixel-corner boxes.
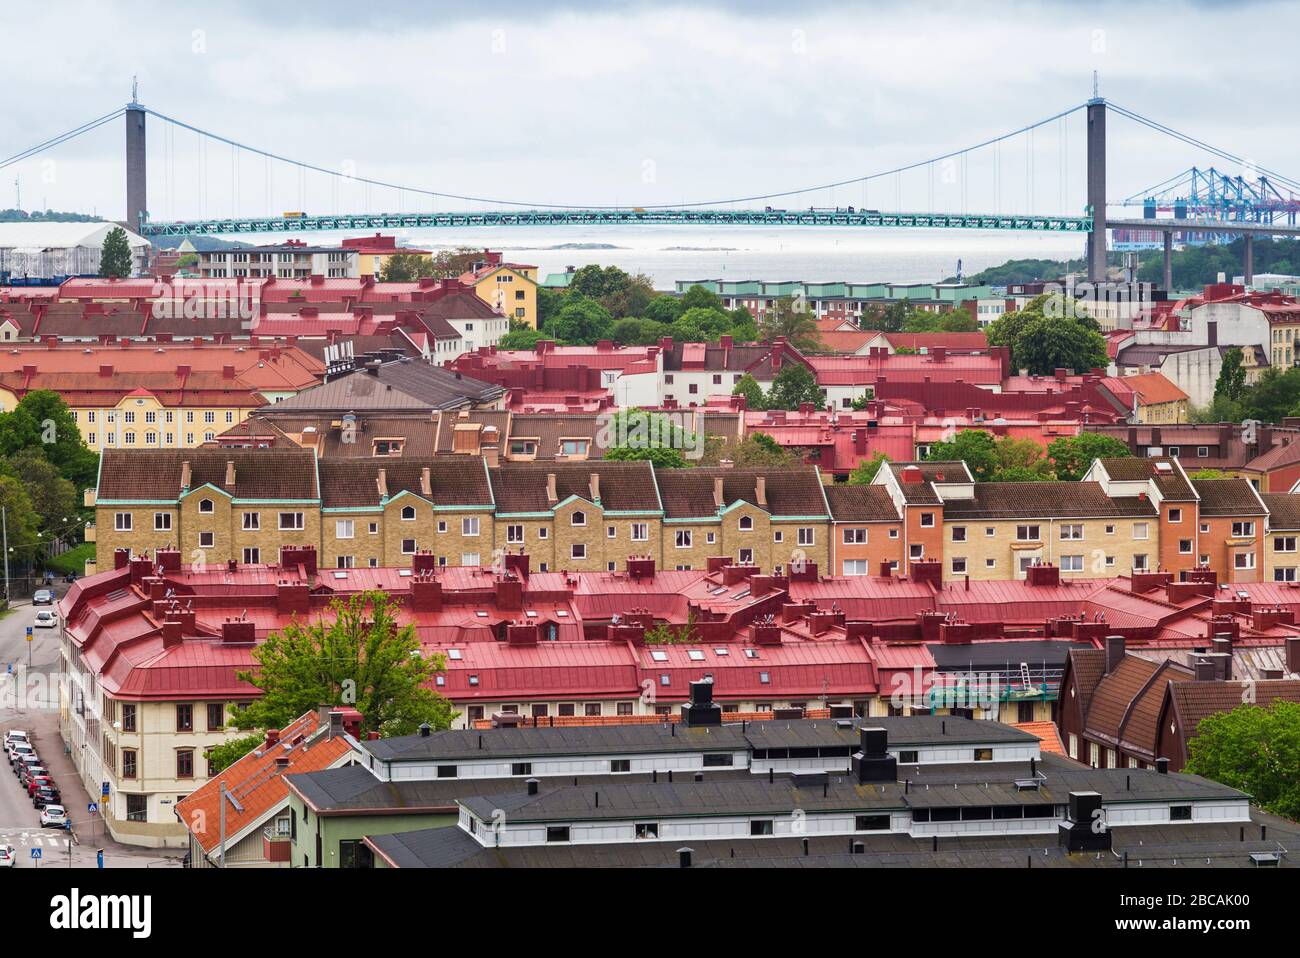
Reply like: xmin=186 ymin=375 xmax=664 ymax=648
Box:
xmin=1019 ymin=662 xmax=1032 ymax=689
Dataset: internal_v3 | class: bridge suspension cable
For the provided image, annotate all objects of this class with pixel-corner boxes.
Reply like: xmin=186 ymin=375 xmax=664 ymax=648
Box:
xmin=140 ymin=102 xmax=1089 ymax=213
xmin=0 ymin=108 xmax=125 ymax=171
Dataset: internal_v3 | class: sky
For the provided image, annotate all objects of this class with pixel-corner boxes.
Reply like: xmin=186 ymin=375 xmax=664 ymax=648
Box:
xmin=2 ymin=0 xmax=1297 ymax=224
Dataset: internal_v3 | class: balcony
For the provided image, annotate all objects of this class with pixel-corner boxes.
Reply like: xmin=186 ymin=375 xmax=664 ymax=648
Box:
xmin=84 ymin=521 xmax=95 ymax=543
xmin=262 ymin=826 xmax=292 ymax=863
xmin=83 ymin=488 xmax=96 ymax=508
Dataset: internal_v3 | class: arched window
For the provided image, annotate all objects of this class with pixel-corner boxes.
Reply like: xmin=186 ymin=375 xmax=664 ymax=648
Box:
xmin=199 ymin=498 xmax=214 ymax=514
xmin=401 ymin=505 xmax=416 ymax=520
xmin=739 ymin=516 xmax=753 ymax=531
xmin=571 ymin=510 xmax=586 ymax=526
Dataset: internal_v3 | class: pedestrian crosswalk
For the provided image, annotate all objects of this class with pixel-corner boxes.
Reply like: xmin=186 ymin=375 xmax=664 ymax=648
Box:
xmin=0 ymin=827 xmax=74 ymax=848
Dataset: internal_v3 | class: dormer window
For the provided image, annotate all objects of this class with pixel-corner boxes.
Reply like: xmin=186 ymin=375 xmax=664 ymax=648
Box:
xmin=401 ymin=505 xmax=416 ymax=521
xmin=199 ymin=498 xmax=214 ymax=514
xmin=571 ymin=511 xmax=586 ymax=526
xmin=739 ymin=516 xmax=753 ymax=531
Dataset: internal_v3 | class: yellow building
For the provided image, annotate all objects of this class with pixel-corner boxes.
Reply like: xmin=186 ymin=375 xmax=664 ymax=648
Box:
xmin=459 ymin=251 xmax=539 ymax=328
xmin=341 ymin=234 xmax=434 ymax=279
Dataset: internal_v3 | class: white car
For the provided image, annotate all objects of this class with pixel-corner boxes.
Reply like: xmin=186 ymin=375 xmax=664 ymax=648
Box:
xmin=39 ymin=804 xmax=67 ymax=829
xmin=3 ymin=730 xmax=29 ymax=747
xmin=33 ymin=610 xmax=57 ymax=629
xmin=0 ymin=845 xmax=14 ymax=868
xmin=7 ymin=742 xmax=34 ymax=766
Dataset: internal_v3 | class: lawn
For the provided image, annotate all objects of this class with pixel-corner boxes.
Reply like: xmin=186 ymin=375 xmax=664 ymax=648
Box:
xmin=44 ymin=542 xmax=95 ymax=577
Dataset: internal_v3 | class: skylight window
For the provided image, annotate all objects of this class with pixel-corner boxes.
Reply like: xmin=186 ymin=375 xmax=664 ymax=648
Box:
xmin=744 ymin=649 xmax=759 ymax=659
xmin=448 ymin=649 xmax=462 ymax=660
xmin=475 ymin=611 xmax=488 ymax=618
xmin=650 ymin=650 xmax=669 ymax=662
xmin=687 ymin=650 xmax=705 ymax=661
xmin=714 ymin=648 xmax=729 ymax=656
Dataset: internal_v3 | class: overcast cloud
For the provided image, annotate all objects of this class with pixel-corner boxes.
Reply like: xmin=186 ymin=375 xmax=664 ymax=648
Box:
xmin=2 ymin=0 xmax=1296 ymax=222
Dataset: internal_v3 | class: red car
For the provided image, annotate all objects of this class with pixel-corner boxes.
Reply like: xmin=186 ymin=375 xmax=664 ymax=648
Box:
xmin=26 ymin=775 xmax=54 ymax=797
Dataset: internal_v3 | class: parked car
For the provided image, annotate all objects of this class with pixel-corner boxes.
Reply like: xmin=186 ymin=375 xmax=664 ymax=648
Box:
xmin=32 ymin=786 xmax=61 ymax=809
xmin=32 ymin=589 xmax=54 ymax=605
xmin=19 ymin=764 xmax=49 ymax=787
xmin=39 ymin=804 xmax=67 ymax=829
xmin=3 ymin=730 xmax=30 ymax=747
xmin=26 ymin=774 xmax=54 ymax=796
xmin=7 ymin=742 xmax=34 ymax=765
xmin=16 ymin=754 xmax=43 ymax=777
xmin=0 ymin=845 xmax=14 ymax=868
xmin=33 ymin=610 xmax=57 ymax=629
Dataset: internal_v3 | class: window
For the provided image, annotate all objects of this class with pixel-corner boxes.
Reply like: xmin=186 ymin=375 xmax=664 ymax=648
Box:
xmin=1274 ymin=567 xmax=1297 ymax=582
xmin=842 ymin=559 xmax=869 ymax=576
xmin=511 ymin=762 xmax=532 ymax=776
xmin=462 ymin=516 xmax=480 ymax=536
xmin=898 ymin=749 xmax=919 ymax=764
xmin=631 ymin=523 xmax=648 ymax=541
xmin=206 ymin=703 xmax=224 ymax=731
xmin=855 ymin=815 xmax=890 ymax=831
xmin=607 ymin=525 xmax=616 ymax=539
xmin=176 ymin=704 xmax=193 ymax=732
xmin=950 ymin=557 xmax=967 ymax=575
xmin=1179 ymin=539 xmax=1193 ymax=554
xmin=797 ymin=528 xmax=815 ymax=546
xmin=279 ymin=512 xmax=304 ymax=531
xmin=1015 ymin=525 xmax=1040 ymax=541
xmin=739 ymin=516 xmax=753 ymax=531
xmin=126 ymin=794 xmax=148 ymax=823
xmin=336 ymin=519 xmax=354 ymax=539
xmin=545 ymin=826 xmax=570 ymax=843
xmin=738 ymin=548 xmax=754 ymax=564
xmin=401 ymin=539 xmax=417 ymax=554
xmin=584 ymin=703 xmax=602 ymax=717
xmin=1235 ymin=552 xmax=1256 ymax=570
xmin=571 ymin=543 xmax=586 ymax=560
xmin=1168 ymin=508 xmax=1182 ymax=523
xmin=973 ymin=748 xmax=993 ymax=762
xmin=635 ymin=822 xmax=659 ymax=839
xmin=675 ymin=530 xmax=692 ymax=549
xmin=909 ymin=544 xmax=924 ymax=560
xmin=1276 ymin=536 xmax=1298 ymax=553
xmin=506 ymin=524 xmax=524 ymax=543
xmin=176 ymin=749 xmax=194 ymax=779
xmin=749 ymin=820 xmax=774 ymax=836
xmin=1060 ymin=555 xmax=1084 ymax=572
xmin=773 ymin=531 xmax=783 ymax=543
xmin=461 ymin=553 xmax=480 ymax=566
xmin=919 ymin=513 xmax=935 ymax=527
xmin=1232 ymin=521 xmax=1255 ymax=537
xmin=198 ymin=498 xmax=214 ymax=514
xmin=843 ymin=528 xmax=867 ymax=545
xmin=951 ymin=526 xmax=966 ymax=543
xmin=401 ymin=505 xmax=416 ymax=521
xmin=1132 ymin=522 xmax=1149 ymax=540
xmin=1169 ymin=805 xmax=1193 ymax=822
xmin=1132 ymin=554 xmax=1148 ymax=571
xmin=1060 ymin=524 xmax=1083 ymax=540
xmin=114 ymin=512 xmax=132 ymax=531
xmin=1197 ymin=447 xmax=1209 ymax=458
xmin=571 ymin=511 xmax=586 ymax=526
xmin=242 ymin=547 xmax=260 ymax=564
xmin=122 ymin=749 xmax=137 ymax=779
xmin=122 ymin=704 xmax=136 ymax=732
xmin=242 ymin=512 xmax=260 ymax=531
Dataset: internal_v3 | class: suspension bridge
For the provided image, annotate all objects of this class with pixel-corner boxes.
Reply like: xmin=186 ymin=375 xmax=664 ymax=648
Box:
xmin=6 ymin=87 xmax=1300 ymax=287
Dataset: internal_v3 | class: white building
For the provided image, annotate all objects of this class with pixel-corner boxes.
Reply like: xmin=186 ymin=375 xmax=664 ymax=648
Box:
xmin=0 ymin=221 xmax=151 ymax=280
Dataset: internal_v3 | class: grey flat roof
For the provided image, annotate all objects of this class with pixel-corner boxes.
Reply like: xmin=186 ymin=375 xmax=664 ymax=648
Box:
xmin=364 ymin=723 xmax=751 ymax=763
xmin=743 ymin=716 xmax=1040 ymax=751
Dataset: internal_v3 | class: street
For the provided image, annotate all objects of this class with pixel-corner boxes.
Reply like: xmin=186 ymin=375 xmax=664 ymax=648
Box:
xmin=1 ymin=586 xmax=183 ymax=869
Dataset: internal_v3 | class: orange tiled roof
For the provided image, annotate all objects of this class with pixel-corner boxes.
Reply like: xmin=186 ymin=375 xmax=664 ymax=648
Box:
xmin=175 ymin=711 xmax=354 ymax=857
xmin=1117 ymin=371 xmax=1189 ymax=406
xmin=1012 ymin=721 xmax=1066 ymax=756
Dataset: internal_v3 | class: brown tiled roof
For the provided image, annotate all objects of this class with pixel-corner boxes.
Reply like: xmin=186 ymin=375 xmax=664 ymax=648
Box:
xmin=1262 ymin=493 xmax=1300 ymax=529
xmin=1168 ymin=680 xmax=1300 ymax=739
xmin=656 ymin=466 xmax=828 ymax=519
xmin=318 ymin=458 xmax=492 ymax=509
xmin=504 ymin=413 xmax=608 ymax=460
xmin=434 ymin=410 xmax=512 ymax=454
xmin=490 ymin=461 xmax=661 ymax=514
xmin=1068 ymin=648 xmax=1107 ymax=713
xmin=825 ymin=484 xmax=900 ymax=522
xmin=265 ymin=359 xmax=503 ymax=413
xmin=1085 ymin=656 xmax=1163 ymax=743
xmin=1192 ymin=478 xmax=1266 ymax=516
xmin=1242 ymin=438 xmax=1300 ymax=473
xmin=293 ymin=333 xmax=422 ymax=363
xmin=941 ymin=482 xmax=1158 ymax=520
xmin=1119 ymin=663 xmax=1193 ymax=759
xmin=1097 ymin=456 xmax=1197 ymax=500
xmin=97 ymin=448 xmax=319 ymax=502
xmin=886 ymin=461 xmax=971 ymax=505
xmin=662 ymin=342 xmax=773 ymax=374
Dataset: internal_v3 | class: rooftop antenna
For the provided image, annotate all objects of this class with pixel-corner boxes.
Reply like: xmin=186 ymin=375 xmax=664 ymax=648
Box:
xmin=1092 ymin=70 xmax=1099 ymax=100
xmin=131 ymin=75 xmax=139 ymax=105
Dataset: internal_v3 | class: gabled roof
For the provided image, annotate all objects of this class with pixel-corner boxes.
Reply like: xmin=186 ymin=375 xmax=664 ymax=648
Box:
xmin=655 ymin=466 xmax=829 ymax=519
xmin=1096 ymin=456 xmax=1198 ymax=501
xmin=824 ymin=484 xmax=900 ymax=522
xmin=490 ymin=461 xmax=661 ymax=514
xmin=97 ymin=448 xmax=319 ymax=502
xmin=941 ymin=482 xmax=1158 ymax=520
xmin=1165 ymin=680 xmax=1300 ymax=742
xmin=265 ymin=359 xmax=504 ymax=413
xmin=1261 ymin=493 xmax=1300 ymax=529
xmin=1191 ymin=478 xmax=1267 ymax=517
xmin=175 ymin=712 xmax=355 ymax=856
xmin=318 ymin=458 xmax=493 ymax=510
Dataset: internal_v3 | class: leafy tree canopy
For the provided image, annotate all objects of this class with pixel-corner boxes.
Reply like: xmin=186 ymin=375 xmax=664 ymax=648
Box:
xmin=1046 ymin=433 xmax=1132 ymax=482
xmin=1185 ymin=699 xmax=1300 ymax=821
xmin=847 ymin=452 xmax=891 ymax=485
xmin=99 ymin=226 xmax=133 ymax=278
xmin=764 ymin=363 xmax=824 ymax=411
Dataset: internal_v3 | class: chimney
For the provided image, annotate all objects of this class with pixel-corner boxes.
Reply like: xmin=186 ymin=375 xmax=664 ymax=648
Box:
xmin=410 ymin=572 xmax=443 ymax=611
xmin=1025 ymin=563 xmax=1060 ymax=587
xmin=589 ymin=472 xmax=600 ymax=504
xmin=495 ymin=573 xmax=524 ymax=611
xmin=1155 ymin=757 xmax=1169 ymax=774
xmin=376 ymin=467 xmax=388 ymax=498
xmin=713 ymin=477 xmax=725 ymax=510
xmin=851 ymin=727 xmax=897 ymax=784
xmin=1104 ymin=635 xmax=1126 ymax=674
xmin=546 ymin=473 xmax=557 ymax=506
xmin=755 ymin=475 xmax=767 ymax=508
xmin=180 ymin=459 xmax=192 ymax=490
xmin=220 ymin=619 xmax=256 ymax=644
xmin=224 ymin=460 xmax=236 ymax=487
xmin=420 ymin=467 xmax=432 ymax=497
xmin=900 ymin=465 xmax=923 ymax=484
xmin=625 ymin=556 xmax=655 ymax=580
xmin=1058 ymin=791 xmax=1110 ymax=852
xmin=1287 ymin=637 xmax=1300 ymax=675
xmin=681 ymin=679 xmax=721 ymax=727
xmin=1193 ymin=656 xmax=1217 ymax=681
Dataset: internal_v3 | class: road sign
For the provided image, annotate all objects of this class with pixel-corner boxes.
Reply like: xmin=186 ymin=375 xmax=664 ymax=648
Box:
xmin=87 ymin=802 xmax=98 ymax=814
xmin=101 ymin=781 xmax=110 ymax=797
xmin=30 ymin=847 xmax=41 ymax=860
xmin=97 ymin=849 xmax=103 ymax=869
xmin=25 ymin=626 xmax=32 ymax=641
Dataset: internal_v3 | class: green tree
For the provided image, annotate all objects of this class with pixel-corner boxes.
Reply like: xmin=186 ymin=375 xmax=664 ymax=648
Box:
xmin=1188 ymin=468 xmax=1230 ymax=479
xmin=680 ymin=284 xmax=723 ymax=312
xmin=1185 ymin=700 xmax=1300 ymax=821
xmin=764 ymin=363 xmax=824 ymax=411
xmin=924 ymin=430 xmax=1052 ymax=482
xmin=729 ymin=432 xmax=796 ymax=467
xmin=642 ymin=295 xmax=685 ymax=326
xmin=497 ymin=322 xmax=547 ymax=350
xmin=0 ymin=390 xmax=98 ymax=490
xmin=427 ymin=247 xmax=482 ymax=280
xmin=536 ymin=286 xmax=565 ymax=330
xmin=1214 ymin=347 xmax=1247 ymax=403
xmin=644 ymin=612 xmax=698 ymax=645
xmin=379 ymin=253 xmax=431 ymax=282
xmin=98 ymin=226 xmax=133 ymax=278
xmin=758 ymin=297 xmax=821 ymax=352
xmin=6 ymin=449 xmax=78 ymax=548
xmin=568 ymin=264 xmax=655 ymax=318
xmin=1046 ymin=433 xmax=1133 ymax=482
xmin=601 ymin=409 xmax=698 ymax=468
xmin=204 ymin=733 xmax=264 ymax=774
xmin=732 ymin=373 xmax=766 ymax=410
xmin=232 ymin=591 xmax=456 ymax=737
xmin=1013 ymin=314 xmax=1107 ymax=375
xmin=0 ymin=475 xmax=40 ymax=563
xmin=546 ymin=295 xmax=612 ymax=345
xmin=847 ymin=452 xmax=890 ymax=485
